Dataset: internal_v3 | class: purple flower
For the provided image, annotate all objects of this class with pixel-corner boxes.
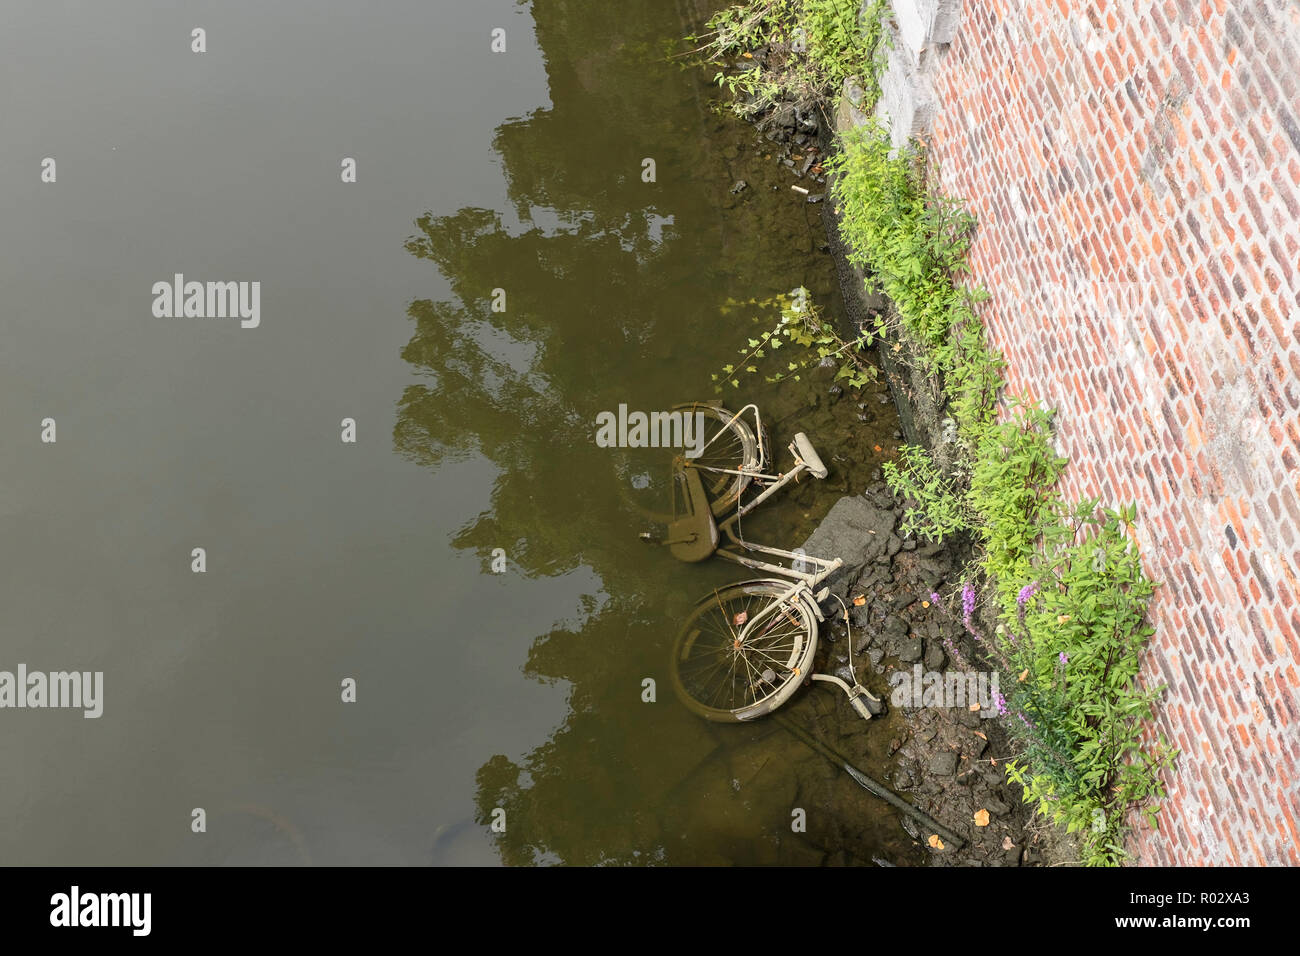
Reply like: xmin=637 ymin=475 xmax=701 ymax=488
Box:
xmin=995 ymin=693 xmax=1008 ymax=717
xmin=1016 ymin=581 xmax=1039 ymax=607
xmin=929 ymin=592 xmax=940 ymax=604
xmin=1058 ymin=651 xmax=1069 ymax=665
xmin=958 ymin=582 xmax=983 ymax=643
xmin=961 ymin=582 xmax=976 ymax=620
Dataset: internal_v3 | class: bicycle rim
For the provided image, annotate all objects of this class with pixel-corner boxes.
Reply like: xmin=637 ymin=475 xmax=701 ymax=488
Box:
xmin=671 ymin=580 xmax=818 ymax=722
xmin=622 ymin=403 xmax=761 ymax=524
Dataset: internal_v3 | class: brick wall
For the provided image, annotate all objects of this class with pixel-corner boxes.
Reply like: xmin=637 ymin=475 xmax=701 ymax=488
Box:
xmin=911 ymin=0 xmax=1299 ymax=865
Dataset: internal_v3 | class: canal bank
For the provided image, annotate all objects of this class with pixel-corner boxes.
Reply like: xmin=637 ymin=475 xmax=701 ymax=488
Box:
xmin=691 ymin=0 xmax=1189 ymax=866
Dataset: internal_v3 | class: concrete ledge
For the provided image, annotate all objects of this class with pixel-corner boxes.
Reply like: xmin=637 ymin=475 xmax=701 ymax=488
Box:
xmin=892 ymin=0 xmax=963 ymax=63
xmin=875 ymin=20 xmax=938 ymax=150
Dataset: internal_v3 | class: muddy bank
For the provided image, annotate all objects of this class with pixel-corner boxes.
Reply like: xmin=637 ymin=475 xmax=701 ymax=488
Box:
xmin=710 ymin=54 xmax=1075 ymax=863
xmin=797 ymin=484 xmax=1062 ymax=865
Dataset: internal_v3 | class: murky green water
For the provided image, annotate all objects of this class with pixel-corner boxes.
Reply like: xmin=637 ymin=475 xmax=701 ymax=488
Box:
xmin=0 ymin=0 xmax=915 ymax=865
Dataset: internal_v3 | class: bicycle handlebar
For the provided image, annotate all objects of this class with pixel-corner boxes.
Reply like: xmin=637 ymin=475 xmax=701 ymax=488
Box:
xmin=849 ymin=694 xmax=874 ymax=720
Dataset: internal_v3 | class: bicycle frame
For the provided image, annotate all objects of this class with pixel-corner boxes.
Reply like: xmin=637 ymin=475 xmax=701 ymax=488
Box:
xmin=693 ymin=424 xmax=843 ymax=599
xmin=659 ymin=404 xmax=881 ymax=723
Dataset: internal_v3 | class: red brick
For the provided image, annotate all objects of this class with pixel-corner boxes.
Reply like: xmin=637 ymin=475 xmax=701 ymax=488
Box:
xmin=921 ymin=1 xmax=1300 ymax=865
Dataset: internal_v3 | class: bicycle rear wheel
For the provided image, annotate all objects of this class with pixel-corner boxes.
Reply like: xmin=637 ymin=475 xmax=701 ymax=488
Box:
xmin=623 ymin=403 xmax=763 ymax=523
xmin=671 ymin=579 xmax=818 ymax=722
xmin=674 ymin=402 xmax=762 ymax=517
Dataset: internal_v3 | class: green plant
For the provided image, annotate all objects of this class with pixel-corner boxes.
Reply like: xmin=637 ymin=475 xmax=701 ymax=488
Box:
xmin=711 ymin=287 xmax=878 ymax=392
xmin=1002 ymin=503 xmax=1176 ymax=866
xmin=826 ymin=125 xmax=981 ymax=365
xmin=883 ymin=444 xmax=973 ymax=541
xmin=824 ymin=111 xmax=1172 ymax=869
xmin=687 ymin=0 xmax=890 ymax=118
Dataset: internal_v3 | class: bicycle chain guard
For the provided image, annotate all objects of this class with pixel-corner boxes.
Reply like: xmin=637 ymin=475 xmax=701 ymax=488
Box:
xmin=666 ymin=466 xmax=719 ymax=563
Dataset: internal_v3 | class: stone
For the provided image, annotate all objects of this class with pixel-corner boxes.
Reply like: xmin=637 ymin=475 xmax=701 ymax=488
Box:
xmin=898 ymin=636 xmax=923 ymax=663
xmin=797 ymin=495 xmax=899 ymax=601
xmin=929 ymin=752 xmax=958 ymax=776
xmin=923 ymin=640 xmax=945 ymax=670
xmin=985 ymin=796 xmax=1011 ymax=817
xmin=769 ymin=103 xmax=797 ymax=129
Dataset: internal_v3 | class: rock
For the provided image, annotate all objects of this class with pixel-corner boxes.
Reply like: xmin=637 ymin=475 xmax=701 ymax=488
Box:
xmin=918 ymin=554 xmax=953 ymax=576
xmin=806 ymin=193 xmax=825 ymax=203
xmin=929 ymin=752 xmax=958 ymax=776
xmin=957 ymin=708 xmax=981 ymax=728
xmin=902 ymin=537 xmax=916 ymax=551
xmin=985 ymin=796 xmax=1011 ymax=817
xmin=900 ymin=815 xmax=920 ymax=840
xmin=890 ymin=591 xmax=915 ymax=609
xmin=797 ymin=495 xmax=899 ymax=600
xmin=729 ymin=180 xmax=748 ymax=194
xmin=868 ymin=648 xmax=884 ymax=666
xmin=883 ymin=616 xmax=909 ymax=640
xmin=897 ymin=636 xmax=923 ymax=663
xmin=769 ymin=103 xmax=797 ymax=128
xmin=923 ymin=640 xmax=945 ymax=670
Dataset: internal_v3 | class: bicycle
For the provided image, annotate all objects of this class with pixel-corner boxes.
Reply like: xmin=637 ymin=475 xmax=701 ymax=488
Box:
xmin=639 ymin=403 xmax=883 ymax=723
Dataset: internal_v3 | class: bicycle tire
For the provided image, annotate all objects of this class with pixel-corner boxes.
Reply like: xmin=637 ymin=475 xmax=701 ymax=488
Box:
xmin=671 ymin=579 xmax=819 ymax=722
xmin=623 ymin=403 xmax=762 ymax=523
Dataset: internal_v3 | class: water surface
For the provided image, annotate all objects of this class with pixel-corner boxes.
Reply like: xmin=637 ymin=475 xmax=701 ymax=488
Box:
xmin=0 ymin=0 xmax=912 ymax=865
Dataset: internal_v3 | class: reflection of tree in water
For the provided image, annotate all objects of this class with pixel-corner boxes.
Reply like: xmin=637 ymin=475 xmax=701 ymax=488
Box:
xmin=398 ymin=0 xmax=880 ymax=864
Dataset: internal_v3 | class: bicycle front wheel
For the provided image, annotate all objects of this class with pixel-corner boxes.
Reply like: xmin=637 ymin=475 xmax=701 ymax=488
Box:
xmin=671 ymin=580 xmax=818 ymax=722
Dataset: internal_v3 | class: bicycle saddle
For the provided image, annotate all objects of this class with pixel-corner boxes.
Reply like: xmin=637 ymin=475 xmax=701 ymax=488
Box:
xmin=792 ymin=432 xmax=828 ymax=479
